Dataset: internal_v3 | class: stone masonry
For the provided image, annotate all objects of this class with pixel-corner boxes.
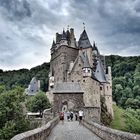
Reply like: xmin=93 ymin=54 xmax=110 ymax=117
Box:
xmin=47 ymin=27 xmax=113 ymax=121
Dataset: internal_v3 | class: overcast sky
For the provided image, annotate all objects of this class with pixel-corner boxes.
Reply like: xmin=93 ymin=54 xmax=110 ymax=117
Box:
xmin=0 ymin=0 xmax=140 ymax=70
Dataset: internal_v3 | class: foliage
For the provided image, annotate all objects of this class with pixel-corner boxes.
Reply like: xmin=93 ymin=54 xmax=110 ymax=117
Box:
xmin=106 ymin=55 xmax=140 ymax=109
xmin=0 ymin=86 xmax=30 ymax=139
xmin=0 ymin=63 xmax=50 ymax=92
xmin=26 ymin=92 xmax=51 ymax=117
xmin=110 ymin=105 xmax=140 ymax=134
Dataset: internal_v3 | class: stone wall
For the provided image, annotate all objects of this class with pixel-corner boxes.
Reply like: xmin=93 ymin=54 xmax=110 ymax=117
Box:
xmin=82 ymin=119 xmax=140 ymax=140
xmin=53 ymin=93 xmax=84 ymax=113
xmin=50 ymin=45 xmax=78 ymax=83
xmin=11 ymin=117 xmax=59 ymax=140
xmin=83 ymin=107 xmax=100 ymax=123
xmin=42 ymin=108 xmax=54 ymax=124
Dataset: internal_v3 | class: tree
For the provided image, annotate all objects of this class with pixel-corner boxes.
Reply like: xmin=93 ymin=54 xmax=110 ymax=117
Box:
xmin=26 ymin=92 xmax=51 ymax=117
xmin=0 ymin=85 xmax=5 ymax=94
xmin=0 ymin=86 xmax=29 ymax=139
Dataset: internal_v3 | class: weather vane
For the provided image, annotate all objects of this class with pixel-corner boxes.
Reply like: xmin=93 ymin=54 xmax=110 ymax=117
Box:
xmin=83 ymin=22 xmax=85 ymax=30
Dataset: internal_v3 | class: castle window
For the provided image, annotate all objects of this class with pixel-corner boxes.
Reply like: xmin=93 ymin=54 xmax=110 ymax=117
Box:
xmin=83 ymin=80 xmax=85 ymax=82
xmin=72 ymin=80 xmax=74 ymax=82
xmin=107 ymin=86 xmax=108 ymax=90
xmin=88 ymin=70 xmax=90 ymax=73
xmin=100 ymin=87 xmax=102 ymax=90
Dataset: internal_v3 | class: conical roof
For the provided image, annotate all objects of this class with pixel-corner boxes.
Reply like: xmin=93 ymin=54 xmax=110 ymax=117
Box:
xmin=78 ymin=29 xmax=92 ymax=48
xmin=52 ymin=40 xmax=56 ymax=47
xmin=95 ymin=59 xmax=107 ymax=83
xmin=80 ymin=52 xmax=91 ymax=68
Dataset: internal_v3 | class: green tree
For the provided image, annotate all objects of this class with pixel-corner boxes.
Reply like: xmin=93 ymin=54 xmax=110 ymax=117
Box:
xmin=113 ymin=84 xmax=123 ymax=104
xmin=133 ymin=85 xmax=140 ymax=97
xmin=26 ymin=92 xmax=51 ymax=117
xmin=0 ymin=86 xmax=29 ymax=139
xmin=0 ymin=85 xmax=5 ymax=94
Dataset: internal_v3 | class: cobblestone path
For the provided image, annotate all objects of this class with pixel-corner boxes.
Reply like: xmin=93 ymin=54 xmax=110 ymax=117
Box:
xmin=47 ymin=121 xmax=102 ymax=140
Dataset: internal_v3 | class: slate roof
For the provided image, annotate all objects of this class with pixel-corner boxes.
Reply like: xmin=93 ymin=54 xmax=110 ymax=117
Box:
xmin=80 ymin=52 xmax=91 ymax=68
xmin=78 ymin=29 xmax=92 ymax=48
xmin=95 ymin=59 xmax=107 ymax=83
xmin=53 ymin=82 xmax=84 ymax=94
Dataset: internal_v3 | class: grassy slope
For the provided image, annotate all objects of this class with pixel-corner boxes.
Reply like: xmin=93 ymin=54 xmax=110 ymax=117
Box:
xmin=110 ymin=105 xmax=140 ymax=134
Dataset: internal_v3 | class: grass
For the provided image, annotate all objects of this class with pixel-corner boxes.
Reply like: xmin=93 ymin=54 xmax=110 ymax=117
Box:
xmin=110 ymin=105 xmax=140 ymax=134
xmin=110 ymin=105 xmax=126 ymax=130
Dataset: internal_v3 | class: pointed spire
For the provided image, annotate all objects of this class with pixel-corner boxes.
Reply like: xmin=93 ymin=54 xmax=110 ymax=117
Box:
xmin=78 ymin=29 xmax=92 ymax=48
xmin=52 ymin=40 xmax=55 ymax=46
xmin=95 ymin=59 xmax=107 ymax=83
xmin=62 ymin=28 xmax=66 ymax=39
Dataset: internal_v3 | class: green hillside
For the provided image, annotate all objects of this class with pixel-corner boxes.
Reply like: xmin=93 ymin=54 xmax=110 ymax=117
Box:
xmin=110 ymin=105 xmax=140 ymax=134
xmin=0 ymin=55 xmax=140 ymax=109
xmin=0 ymin=63 xmax=50 ymax=92
xmin=105 ymin=55 xmax=140 ymax=109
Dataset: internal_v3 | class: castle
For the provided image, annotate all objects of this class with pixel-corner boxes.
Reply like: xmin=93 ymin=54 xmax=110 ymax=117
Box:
xmin=47 ymin=27 xmax=113 ymax=122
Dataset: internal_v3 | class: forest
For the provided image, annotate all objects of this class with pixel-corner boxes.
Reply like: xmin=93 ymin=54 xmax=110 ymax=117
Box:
xmin=105 ymin=55 xmax=140 ymax=110
xmin=0 ymin=55 xmax=140 ymax=110
xmin=0 ymin=55 xmax=140 ymax=137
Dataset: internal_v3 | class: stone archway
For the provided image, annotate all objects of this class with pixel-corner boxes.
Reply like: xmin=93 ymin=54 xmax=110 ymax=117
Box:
xmin=62 ymin=100 xmax=68 ymax=112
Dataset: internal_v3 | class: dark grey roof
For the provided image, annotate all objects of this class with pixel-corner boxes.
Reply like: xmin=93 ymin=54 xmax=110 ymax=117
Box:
xmin=53 ymin=82 xmax=84 ymax=94
xmin=78 ymin=30 xmax=92 ymax=48
xmin=95 ymin=59 xmax=107 ymax=83
xmin=80 ymin=52 xmax=91 ymax=68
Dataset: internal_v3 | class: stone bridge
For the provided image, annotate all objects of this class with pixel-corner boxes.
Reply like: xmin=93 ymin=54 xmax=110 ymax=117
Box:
xmin=11 ymin=116 xmax=140 ymax=140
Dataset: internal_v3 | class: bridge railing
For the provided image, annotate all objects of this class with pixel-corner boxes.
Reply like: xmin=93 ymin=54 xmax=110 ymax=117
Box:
xmin=82 ymin=119 xmax=140 ymax=140
xmin=11 ymin=116 xmax=59 ymax=140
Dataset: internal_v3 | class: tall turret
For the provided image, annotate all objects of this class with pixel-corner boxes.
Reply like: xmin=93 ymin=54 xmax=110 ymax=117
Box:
xmin=50 ymin=40 xmax=56 ymax=54
xmin=60 ymin=29 xmax=68 ymax=46
xmin=80 ymin=52 xmax=92 ymax=77
xmin=69 ymin=28 xmax=77 ymax=48
xmin=92 ymin=42 xmax=98 ymax=71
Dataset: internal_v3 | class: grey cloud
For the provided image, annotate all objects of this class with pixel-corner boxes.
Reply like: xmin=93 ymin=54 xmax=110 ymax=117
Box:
xmin=0 ymin=0 xmax=140 ymax=70
xmin=0 ymin=0 xmax=31 ymax=20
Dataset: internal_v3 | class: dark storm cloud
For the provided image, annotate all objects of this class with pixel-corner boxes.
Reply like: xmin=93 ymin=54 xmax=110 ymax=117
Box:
xmin=0 ymin=0 xmax=31 ymax=20
xmin=0 ymin=0 xmax=140 ymax=70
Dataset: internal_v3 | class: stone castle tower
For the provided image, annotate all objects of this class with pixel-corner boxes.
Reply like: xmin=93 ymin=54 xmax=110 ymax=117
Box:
xmin=47 ymin=27 xmax=113 ymax=122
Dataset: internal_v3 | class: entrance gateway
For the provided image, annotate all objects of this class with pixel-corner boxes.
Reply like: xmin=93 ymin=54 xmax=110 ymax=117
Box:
xmin=52 ymin=82 xmax=84 ymax=114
